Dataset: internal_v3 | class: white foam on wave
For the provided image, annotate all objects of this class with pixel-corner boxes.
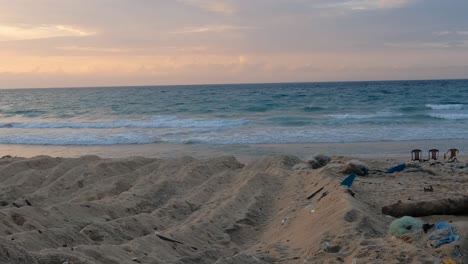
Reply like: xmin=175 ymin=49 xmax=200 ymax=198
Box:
xmin=0 ymin=132 xmax=156 ymax=145
xmin=425 ymin=104 xmax=466 ymax=110
xmin=328 ymin=112 xmax=402 ymax=120
xmin=158 ymin=124 xmax=468 ymax=144
xmin=428 ymin=113 xmax=468 ymax=120
xmin=0 ymin=115 xmax=248 ymax=129
xmin=1 ymin=122 xmax=468 ymax=145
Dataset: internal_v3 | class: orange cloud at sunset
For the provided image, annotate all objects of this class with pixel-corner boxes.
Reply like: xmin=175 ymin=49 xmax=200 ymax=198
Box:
xmin=0 ymin=23 xmax=94 ymax=41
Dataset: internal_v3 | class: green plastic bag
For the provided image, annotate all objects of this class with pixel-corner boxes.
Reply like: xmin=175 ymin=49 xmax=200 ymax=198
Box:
xmin=388 ymin=216 xmax=423 ymax=237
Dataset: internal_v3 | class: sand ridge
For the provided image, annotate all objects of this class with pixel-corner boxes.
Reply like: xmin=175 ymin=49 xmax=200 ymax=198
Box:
xmin=0 ymin=155 xmax=466 ymax=263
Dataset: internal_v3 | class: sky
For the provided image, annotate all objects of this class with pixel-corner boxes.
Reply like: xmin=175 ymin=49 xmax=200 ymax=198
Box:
xmin=0 ymin=0 xmax=468 ymax=88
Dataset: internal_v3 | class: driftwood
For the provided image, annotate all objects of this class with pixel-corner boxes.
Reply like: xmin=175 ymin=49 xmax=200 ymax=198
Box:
xmin=382 ymin=196 xmax=468 ymax=217
xmin=306 ymin=186 xmax=324 ymax=200
xmin=156 ymin=234 xmax=184 ymax=244
xmin=317 ymin=191 xmax=329 ymax=203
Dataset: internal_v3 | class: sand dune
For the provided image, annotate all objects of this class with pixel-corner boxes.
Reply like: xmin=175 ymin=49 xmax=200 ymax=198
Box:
xmin=0 ymin=155 xmax=466 ymax=263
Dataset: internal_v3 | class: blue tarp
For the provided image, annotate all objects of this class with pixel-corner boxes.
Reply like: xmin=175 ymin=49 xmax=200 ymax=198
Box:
xmin=387 ymin=163 xmax=405 ymax=173
xmin=340 ymin=173 xmax=356 ymax=188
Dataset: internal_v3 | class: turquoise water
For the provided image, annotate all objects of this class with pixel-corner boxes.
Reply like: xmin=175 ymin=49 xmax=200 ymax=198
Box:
xmin=0 ymin=80 xmax=467 ymax=145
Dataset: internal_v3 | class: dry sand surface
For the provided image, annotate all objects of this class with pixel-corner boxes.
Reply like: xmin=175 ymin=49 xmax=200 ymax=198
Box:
xmin=0 ymin=154 xmax=467 ymax=263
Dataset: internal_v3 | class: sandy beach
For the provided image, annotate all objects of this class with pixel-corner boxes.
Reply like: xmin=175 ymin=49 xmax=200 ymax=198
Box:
xmin=1 ymin=0 xmax=467 ymax=263
xmin=0 ymin=151 xmax=466 ymax=264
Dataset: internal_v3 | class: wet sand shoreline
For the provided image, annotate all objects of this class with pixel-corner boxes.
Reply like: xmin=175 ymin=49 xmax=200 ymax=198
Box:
xmin=0 ymin=139 xmax=466 ymax=162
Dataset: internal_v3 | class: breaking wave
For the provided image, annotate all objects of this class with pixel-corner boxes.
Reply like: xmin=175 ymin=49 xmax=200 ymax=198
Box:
xmin=0 ymin=116 xmax=248 ymax=129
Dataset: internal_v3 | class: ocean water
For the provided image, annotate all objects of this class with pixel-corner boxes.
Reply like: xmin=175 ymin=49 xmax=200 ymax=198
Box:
xmin=0 ymin=80 xmax=467 ymax=146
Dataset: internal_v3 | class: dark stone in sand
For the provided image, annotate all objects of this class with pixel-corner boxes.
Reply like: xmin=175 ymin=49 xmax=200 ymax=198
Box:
xmin=341 ymin=160 xmax=369 ymax=176
xmin=308 ymin=154 xmax=331 ymax=169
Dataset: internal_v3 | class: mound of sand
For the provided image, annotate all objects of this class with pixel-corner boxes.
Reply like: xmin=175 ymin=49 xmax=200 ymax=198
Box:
xmin=0 ymin=155 xmax=466 ymax=263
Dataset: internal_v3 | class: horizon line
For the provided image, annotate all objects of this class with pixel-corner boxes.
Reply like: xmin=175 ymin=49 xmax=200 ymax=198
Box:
xmin=1 ymin=77 xmax=467 ymax=90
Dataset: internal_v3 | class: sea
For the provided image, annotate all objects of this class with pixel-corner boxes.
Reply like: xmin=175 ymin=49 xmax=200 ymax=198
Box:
xmin=0 ymin=80 xmax=467 ymax=149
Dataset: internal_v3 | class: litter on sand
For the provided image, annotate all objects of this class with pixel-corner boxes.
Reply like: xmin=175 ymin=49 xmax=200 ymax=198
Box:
xmin=428 ymin=222 xmax=459 ymax=248
xmin=387 ymin=163 xmax=405 ymax=173
xmin=340 ymin=173 xmax=356 ymax=188
xmin=388 ymin=216 xmax=423 ymax=237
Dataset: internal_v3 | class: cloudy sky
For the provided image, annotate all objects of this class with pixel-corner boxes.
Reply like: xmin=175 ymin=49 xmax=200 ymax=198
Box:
xmin=0 ymin=0 xmax=467 ymax=88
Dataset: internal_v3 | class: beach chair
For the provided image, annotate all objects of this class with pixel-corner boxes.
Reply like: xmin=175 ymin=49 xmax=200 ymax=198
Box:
xmin=428 ymin=149 xmax=439 ymax=160
xmin=444 ymin=148 xmax=459 ymax=160
xmin=411 ymin=149 xmax=422 ymax=161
